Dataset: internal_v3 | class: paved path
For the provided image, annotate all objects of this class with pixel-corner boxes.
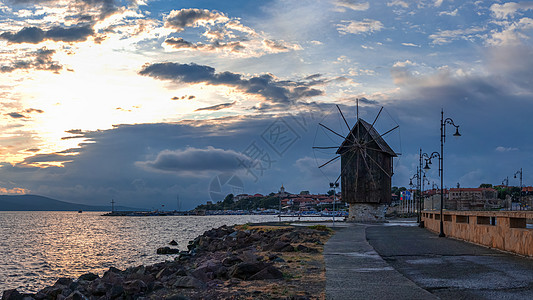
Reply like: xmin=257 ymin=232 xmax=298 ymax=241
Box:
xmin=325 ymin=222 xmax=533 ymax=300
xmin=324 ymin=223 xmax=437 ymax=300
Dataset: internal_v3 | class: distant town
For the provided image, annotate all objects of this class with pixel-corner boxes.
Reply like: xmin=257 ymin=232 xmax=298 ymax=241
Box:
xmin=192 ymin=182 xmax=533 ymax=216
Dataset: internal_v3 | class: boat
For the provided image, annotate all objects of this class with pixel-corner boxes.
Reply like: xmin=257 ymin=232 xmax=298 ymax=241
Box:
xmin=78 ymin=210 xmax=83 ymax=213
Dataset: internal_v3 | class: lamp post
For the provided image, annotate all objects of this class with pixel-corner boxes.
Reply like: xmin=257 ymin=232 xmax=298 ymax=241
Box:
xmin=423 ymin=109 xmax=461 ymax=237
xmin=502 ymin=177 xmax=509 ymax=209
xmin=422 ymin=173 xmax=430 ymax=214
xmin=514 ymin=168 xmax=523 ymax=210
xmin=410 ymin=168 xmax=421 ymax=220
xmin=330 ymin=182 xmax=339 ymax=226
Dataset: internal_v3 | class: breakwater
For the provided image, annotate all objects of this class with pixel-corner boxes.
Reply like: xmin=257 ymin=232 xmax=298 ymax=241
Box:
xmin=2 ymin=223 xmax=331 ymax=299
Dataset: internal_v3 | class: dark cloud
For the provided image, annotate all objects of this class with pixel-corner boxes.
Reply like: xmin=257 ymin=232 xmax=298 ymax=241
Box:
xmin=25 ymin=108 xmax=44 ymax=113
xmin=165 ymin=8 xmax=227 ymax=32
xmin=7 ymin=0 xmax=120 ymax=19
xmin=139 ymin=62 xmax=324 ymax=106
xmin=65 ymin=129 xmax=85 ymax=135
xmin=171 ymin=95 xmax=196 ymax=101
xmin=1 ymin=47 xmax=62 ymax=73
xmin=164 ymin=37 xmax=245 ymax=52
xmin=0 ymin=25 xmax=94 ymax=44
xmin=25 ymin=148 xmax=40 ymax=153
xmin=18 ymin=153 xmax=75 ymax=165
xmin=195 ymin=101 xmax=236 ymax=112
xmin=7 ymin=112 xmax=25 ymax=119
xmin=137 ymin=146 xmax=251 ymax=174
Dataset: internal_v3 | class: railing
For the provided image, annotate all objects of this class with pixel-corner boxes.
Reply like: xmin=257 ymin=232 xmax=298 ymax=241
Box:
xmin=422 ymin=210 xmax=533 ymax=257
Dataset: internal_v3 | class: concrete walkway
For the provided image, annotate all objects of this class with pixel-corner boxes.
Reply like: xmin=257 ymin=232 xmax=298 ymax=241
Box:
xmin=324 ymin=223 xmax=437 ymax=300
xmin=325 ymin=222 xmax=533 ymax=300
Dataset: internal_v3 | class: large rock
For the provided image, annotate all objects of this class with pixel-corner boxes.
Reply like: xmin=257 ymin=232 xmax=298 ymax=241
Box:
xmin=157 ymin=247 xmax=181 ymax=254
xmin=78 ymin=273 xmax=99 ymax=282
xmin=249 ymin=265 xmax=284 ymax=280
xmin=65 ymin=291 xmax=89 ymax=300
xmin=2 ymin=289 xmax=23 ymax=300
xmin=271 ymin=241 xmax=294 ymax=252
xmin=172 ymin=276 xmax=206 ymax=289
xmin=123 ymin=279 xmax=147 ymax=295
xmin=229 ymin=262 xmax=268 ymax=280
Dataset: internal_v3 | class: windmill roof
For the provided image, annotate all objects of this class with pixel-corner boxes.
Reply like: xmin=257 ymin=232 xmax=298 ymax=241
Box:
xmin=336 ymin=118 xmax=397 ymax=157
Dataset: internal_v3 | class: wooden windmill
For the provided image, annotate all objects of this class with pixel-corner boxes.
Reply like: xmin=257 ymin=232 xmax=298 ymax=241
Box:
xmin=313 ymin=103 xmax=399 ymax=222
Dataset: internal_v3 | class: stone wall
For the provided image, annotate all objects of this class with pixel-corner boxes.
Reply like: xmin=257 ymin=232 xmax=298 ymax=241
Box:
xmin=347 ymin=203 xmax=387 ymax=222
xmin=422 ymin=210 xmax=533 ymax=257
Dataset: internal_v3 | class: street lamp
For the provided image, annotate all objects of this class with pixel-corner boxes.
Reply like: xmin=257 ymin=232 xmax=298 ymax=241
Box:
xmin=329 ymin=182 xmax=339 ymax=225
xmin=410 ymin=168 xmax=421 ymax=221
xmin=514 ymin=168 xmax=523 ymax=210
xmin=423 ymin=109 xmax=461 ymax=237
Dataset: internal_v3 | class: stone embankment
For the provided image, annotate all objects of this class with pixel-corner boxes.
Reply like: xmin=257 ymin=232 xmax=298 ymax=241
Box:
xmin=2 ymin=224 xmax=332 ymax=300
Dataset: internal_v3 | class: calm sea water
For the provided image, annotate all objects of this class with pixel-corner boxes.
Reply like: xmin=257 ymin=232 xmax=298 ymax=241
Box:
xmin=0 ymin=211 xmax=283 ymax=293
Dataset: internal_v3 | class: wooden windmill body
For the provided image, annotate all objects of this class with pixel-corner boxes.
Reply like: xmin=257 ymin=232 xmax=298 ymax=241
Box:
xmin=337 ymin=118 xmax=397 ymax=222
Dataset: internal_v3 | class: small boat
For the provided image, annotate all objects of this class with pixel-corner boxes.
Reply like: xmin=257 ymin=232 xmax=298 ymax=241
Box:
xmin=78 ymin=210 xmax=83 ymax=213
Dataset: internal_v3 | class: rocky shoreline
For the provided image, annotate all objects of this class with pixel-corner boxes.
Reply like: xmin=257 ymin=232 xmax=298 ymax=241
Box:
xmin=2 ymin=223 xmax=333 ymax=300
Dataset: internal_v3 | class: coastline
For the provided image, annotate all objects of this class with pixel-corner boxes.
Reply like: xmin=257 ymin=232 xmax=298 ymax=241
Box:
xmin=2 ymin=222 xmax=333 ymax=300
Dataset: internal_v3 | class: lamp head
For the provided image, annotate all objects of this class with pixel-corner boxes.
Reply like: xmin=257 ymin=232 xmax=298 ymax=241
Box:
xmin=514 ymin=174 xmax=517 ymax=179
xmin=453 ymin=126 xmax=461 ymax=137
xmin=329 ymin=182 xmax=334 ymax=188
xmin=409 ymin=179 xmax=413 ymax=186
xmin=423 ymin=161 xmax=431 ymax=170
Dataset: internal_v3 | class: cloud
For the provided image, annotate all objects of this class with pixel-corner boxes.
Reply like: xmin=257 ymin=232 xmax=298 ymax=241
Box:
xmin=6 ymin=0 xmax=122 ymax=20
xmin=439 ymin=8 xmax=458 ymax=16
xmin=195 ymin=101 xmax=236 ymax=112
xmin=401 ymin=42 xmax=419 ymax=47
xmin=164 ymin=37 xmax=245 ymax=53
xmin=17 ymin=153 xmax=76 ymax=166
xmin=0 ymin=47 xmax=62 ymax=73
xmin=495 ymin=146 xmax=519 ymax=152
xmin=0 ymin=25 xmax=94 ymax=44
xmin=490 ymin=2 xmax=533 ymax=19
xmin=161 ymin=8 xmax=300 ymax=57
xmin=7 ymin=112 xmax=26 ymax=119
xmin=137 ymin=146 xmax=251 ymax=175
xmin=429 ymin=27 xmax=484 ymax=45
xmin=486 ymin=17 xmax=533 ymax=46
xmin=139 ymin=62 xmax=324 ymax=106
xmin=337 ymin=19 xmax=384 ymax=35
xmin=334 ymin=0 xmax=369 ymax=12
xmin=171 ymin=95 xmax=195 ymax=101
xmin=387 ymin=0 xmax=408 ymax=8
xmin=165 ymin=8 xmax=229 ymax=32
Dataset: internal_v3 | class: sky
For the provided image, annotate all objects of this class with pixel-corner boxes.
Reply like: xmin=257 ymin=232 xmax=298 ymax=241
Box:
xmin=0 ymin=0 xmax=532 ymax=209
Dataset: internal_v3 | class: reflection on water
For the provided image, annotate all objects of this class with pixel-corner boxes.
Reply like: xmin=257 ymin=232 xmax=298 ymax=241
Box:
xmin=0 ymin=211 xmax=281 ymax=293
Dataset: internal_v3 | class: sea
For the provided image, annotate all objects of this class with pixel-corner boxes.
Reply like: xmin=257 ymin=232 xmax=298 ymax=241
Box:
xmin=0 ymin=211 xmax=294 ymax=293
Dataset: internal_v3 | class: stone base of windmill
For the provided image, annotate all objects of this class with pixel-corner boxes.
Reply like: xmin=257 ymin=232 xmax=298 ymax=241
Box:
xmin=346 ymin=203 xmax=387 ymax=223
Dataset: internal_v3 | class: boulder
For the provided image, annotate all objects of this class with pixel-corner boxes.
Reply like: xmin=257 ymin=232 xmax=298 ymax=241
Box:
xmin=65 ymin=291 xmax=89 ymax=300
xmin=229 ymin=262 xmax=267 ymax=280
xmin=78 ymin=273 xmax=99 ymax=282
xmin=295 ymin=244 xmax=319 ymax=253
xmin=108 ymin=284 xmax=124 ymax=299
xmin=271 ymin=241 xmax=294 ymax=252
xmin=172 ymin=276 xmax=206 ymax=289
xmin=157 ymin=247 xmax=180 ymax=254
xmin=35 ymin=286 xmax=63 ymax=299
xmin=2 ymin=289 xmax=23 ymax=300
xmin=123 ymin=279 xmax=147 ymax=295
xmin=249 ymin=265 xmax=284 ymax=280
xmin=169 ymin=240 xmax=178 ymax=246
xmin=222 ymin=255 xmax=243 ymax=267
